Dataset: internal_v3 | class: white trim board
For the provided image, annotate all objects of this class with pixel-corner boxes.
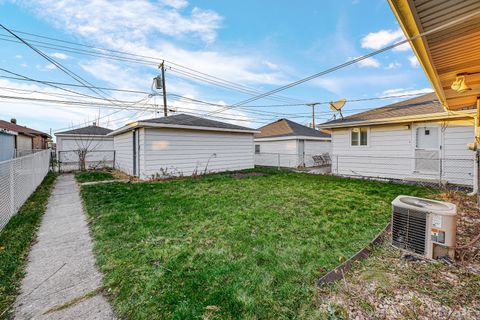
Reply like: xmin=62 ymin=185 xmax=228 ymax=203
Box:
xmin=109 ymin=122 xmax=259 ymax=136
xmin=318 ymin=110 xmax=476 ymax=129
xmin=254 ymin=136 xmax=331 ymax=142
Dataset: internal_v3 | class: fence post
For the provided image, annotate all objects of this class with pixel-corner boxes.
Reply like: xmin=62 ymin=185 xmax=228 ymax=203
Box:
xmin=113 ymin=150 xmax=116 ymax=170
xmin=336 ymin=155 xmax=339 ymax=174
xmin=277 ymin=153 xmax=280 ymax=170
xmin=9 ymin=160 xmax=15 ymax=218
xmin=439 ymin=157 xmax=443 ymax=188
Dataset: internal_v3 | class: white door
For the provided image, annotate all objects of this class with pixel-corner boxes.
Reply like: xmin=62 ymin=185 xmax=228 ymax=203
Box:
xmin=414 ymin=126 xmax=440 ymax=173
xmin=298 ymin=139 xmax=305 ymax=167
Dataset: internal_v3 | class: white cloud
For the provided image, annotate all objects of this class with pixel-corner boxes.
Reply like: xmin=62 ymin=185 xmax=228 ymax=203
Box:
xmin=386 ymin=61 xmax=401 ymax=69
xmin=408 ymin=55 xmax=420 ymax=68
xmin=15 ymin=54 xmax=22 ymax=59
xmin=50 ymin=52 xmax=69 ymax=59
xmin=361 ymin=28 xmax=408 ymax=51
xmin=354 ymin=57 xmax=381 ymax=68
xmin=311 ymin=73 xmax=410 ymax=96
xmin=160 ymin=0 xmax=188 ymax=9
xmin=15 ymin=0 xmax=288 ymax=128
xmin=28 ymin=0 xmax=223 ymax=44
xmin=380 ymin=87 xmax=433 ymax=98
xmin=393 ymin=42 xmax=411 ymax=52
xmin=264 ymin=60 xmax=279 ymax=71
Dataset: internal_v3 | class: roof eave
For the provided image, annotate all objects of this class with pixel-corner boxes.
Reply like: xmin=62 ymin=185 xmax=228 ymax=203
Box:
xmin=318 ymin=109 xmax=476 ymax=129
xmin=255 ymin=135 xmax=331 ymax=142
xmin=108 ymin=121 xmax=259 ymax=136
xmin=387 ymin=0 xmax=447 ymax=109
xmin=55 ymin=133 xmax=113 ymax=137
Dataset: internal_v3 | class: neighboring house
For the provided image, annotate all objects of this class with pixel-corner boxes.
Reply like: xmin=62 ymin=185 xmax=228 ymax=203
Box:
xmin=108 ymin=114 xmax=258 ymax=179
xmin=55 ymin=124 xmax=114 ymax=170
xmin=254 ymin=118 xmax=331 ymax=168
xmin=318 ymin=93 xmax=476 ymax=187
xmin=0 ymin=128 xmax=16 ymax=161
xmin=0 ymin=118 xmax=51 ymax=157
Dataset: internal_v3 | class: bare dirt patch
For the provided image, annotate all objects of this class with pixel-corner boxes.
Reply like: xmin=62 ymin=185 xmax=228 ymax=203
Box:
xmin=316 ymin=191 xmax=480 ymax=320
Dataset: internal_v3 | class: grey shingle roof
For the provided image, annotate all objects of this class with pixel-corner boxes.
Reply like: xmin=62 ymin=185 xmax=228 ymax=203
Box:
xmin=141 ymin=114 xmax=255 ymax=131
xmin=321 ymin=93 xmax=446 ymax=126
xmin=56 ymin=125 xmax=113 ymax=136
xmin=255 ymin=119 xmax=331 ymax=139
xmin=0 ymin=120 xmax=51 ymax=138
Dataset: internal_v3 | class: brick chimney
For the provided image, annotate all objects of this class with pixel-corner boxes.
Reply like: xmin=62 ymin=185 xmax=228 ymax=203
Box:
xmin=10 ymin=118 xmax=17 ymax=124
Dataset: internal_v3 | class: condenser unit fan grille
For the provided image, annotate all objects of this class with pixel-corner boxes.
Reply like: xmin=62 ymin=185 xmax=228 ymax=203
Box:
xmin=392 ymin=206 xmax=427 ymax=255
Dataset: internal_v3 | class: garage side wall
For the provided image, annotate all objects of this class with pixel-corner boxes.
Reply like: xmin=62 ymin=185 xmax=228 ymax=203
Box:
xmin=141 ymin=128 xmax=254 ymax=179
xmin=254 ymin=139 xmax=300 ymax=167
xmin=304 ymin=140 xmax=332 ymax=167
xmin=16 ymin=134 xmax=33 ymax=156
xmin=113 ymin=131 xmax=133 ymax=176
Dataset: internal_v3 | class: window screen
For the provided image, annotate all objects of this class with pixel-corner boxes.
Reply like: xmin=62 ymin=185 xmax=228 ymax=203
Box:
xmin=351 ymin=130 xmax=359 ymax=145
xmin=360 ymin=129 xmax=368 ymax=145
xmin=255 ymin=144 xmax=260 ymax=154
xmin=351 ymin=128 xmax=367 ymax=146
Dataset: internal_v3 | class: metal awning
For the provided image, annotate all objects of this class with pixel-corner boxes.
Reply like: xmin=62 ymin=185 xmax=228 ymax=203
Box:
xmin=388 ymin=0 xmax=480 ymax=111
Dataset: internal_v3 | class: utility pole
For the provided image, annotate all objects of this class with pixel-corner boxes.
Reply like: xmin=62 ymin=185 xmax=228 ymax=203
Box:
xmin=160 ymin=61 xmax=168 ymax=117
xmin=307 ymin=103 xmax=320 ymax=129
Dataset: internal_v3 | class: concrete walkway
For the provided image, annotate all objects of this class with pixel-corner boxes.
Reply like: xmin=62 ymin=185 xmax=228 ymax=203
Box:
xmin=14 ymin=174 xmax=115 ymax=320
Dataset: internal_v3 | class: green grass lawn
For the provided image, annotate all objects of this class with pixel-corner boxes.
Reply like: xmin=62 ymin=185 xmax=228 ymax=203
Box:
xmin=80 ymin=169 xmax=439 ymax=319
xmin=0 ymin=172 xmax=56 ymax=319
xmin=75 ymin=170 xmax=116 ymax=183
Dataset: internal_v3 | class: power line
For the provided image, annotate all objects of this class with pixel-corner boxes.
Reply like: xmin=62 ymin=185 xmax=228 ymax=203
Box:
xmin=0 ymin=72 xmax=430 ymax=109
xmin=0 ymin=28 xmax=305 ymax=104
xmin=192 ymin=10 xmax=480 ymax=121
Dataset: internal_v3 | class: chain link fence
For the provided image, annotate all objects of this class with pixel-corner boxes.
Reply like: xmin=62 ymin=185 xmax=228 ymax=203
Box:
xmin=255 ymin=152 xmax=332 ymax=170
xmin=0 ymin=149 xmax=51 ymax=230
xmin=57 ymin=150 xmax=115 ymax=172
xmin=254 ymin=152 xmax=475 ymax=189
xmin=17 ymin=149 xmax=47 ymax=157
xmin=332 ymin=155 xmax=474 ymax=189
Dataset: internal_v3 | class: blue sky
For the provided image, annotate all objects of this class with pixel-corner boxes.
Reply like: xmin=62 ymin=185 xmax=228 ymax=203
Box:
xmin=0 ymin=0 xmax=432 ymax=134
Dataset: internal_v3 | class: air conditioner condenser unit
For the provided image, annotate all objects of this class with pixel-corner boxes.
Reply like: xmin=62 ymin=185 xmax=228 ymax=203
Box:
xmin=391 ymin=195 xmax=457 ymax=260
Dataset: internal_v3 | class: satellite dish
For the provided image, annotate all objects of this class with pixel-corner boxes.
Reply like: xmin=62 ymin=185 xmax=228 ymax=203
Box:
xmin=329 ymin=99 xmax=346 ymax=112
xmin=329 ymin=99 xmax=347 ymax=120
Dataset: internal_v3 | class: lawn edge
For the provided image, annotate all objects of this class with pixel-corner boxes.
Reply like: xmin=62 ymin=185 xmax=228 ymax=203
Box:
xmin=317 ymin=222 xmax=391 ymax=286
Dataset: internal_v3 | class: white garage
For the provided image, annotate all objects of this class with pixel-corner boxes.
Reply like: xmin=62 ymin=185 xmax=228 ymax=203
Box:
xmin=109 ymin=114 xmax=258 ymax=179
xmin=254 ymin=118 xmax=331 ymax=168
xmin=55 ymin=124 xmax=114 ymax=171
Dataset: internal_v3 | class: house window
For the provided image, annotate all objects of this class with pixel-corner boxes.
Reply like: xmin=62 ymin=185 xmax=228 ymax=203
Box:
xmin=255 ymin=144 xmax=260 ymax=154
xmin=351 ymin=128 xmax=368 ymax=146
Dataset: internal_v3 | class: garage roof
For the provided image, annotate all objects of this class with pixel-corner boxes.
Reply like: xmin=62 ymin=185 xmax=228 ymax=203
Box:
xmin=255 ymin=119 xmax=331 ymax=139
xmin=56 ymin=125 xmax=113 ymax=136
xmin=109 ymin=114 xmax=258 ymax=135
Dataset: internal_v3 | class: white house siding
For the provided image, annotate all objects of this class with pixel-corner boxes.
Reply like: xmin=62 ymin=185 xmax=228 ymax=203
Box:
xmin=141 ymin=128 xmax=254 ymax=179
xmin=441 ymin=119 xmax=475 ymax=186
xmin=331 ymin=119 xmax=474 ymax=186
xmin=254 ymin=139 xmax=300 ymax=167
xmin=16 ymin=134 xmax=32 ymax=156
xmin=255 ymin=139 xmax=332 ymax=168
xmin=57 ymin=137 xmax=114 ymax=161
xmin=304 ymin=140 xmax=332 ymax=167
xmin=113 ymin=131 xmax=134 ymax=175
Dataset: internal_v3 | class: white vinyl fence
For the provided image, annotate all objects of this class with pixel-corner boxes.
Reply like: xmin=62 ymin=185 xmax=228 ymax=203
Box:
xmin=0 ymin=149 xmax=51 ymax=230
